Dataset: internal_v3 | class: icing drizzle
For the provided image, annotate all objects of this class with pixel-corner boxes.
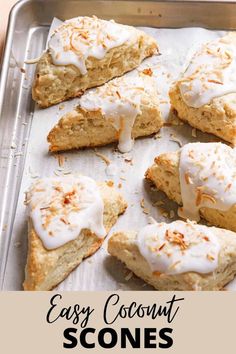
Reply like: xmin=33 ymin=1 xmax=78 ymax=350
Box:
xmin=178 ymin=33 xmax=236 ymax=108
xmin=48 ymin=16 xmax=135 ymax=75
xmin=26 ymin=175 xmax=106 ymax=250
xmin=179 ymin=142 xmax=236 ymax=221
xmin=79 ymin=75 xmax=158 ymax=153
xmin=136 ymin=220 xmax=220 ymax=275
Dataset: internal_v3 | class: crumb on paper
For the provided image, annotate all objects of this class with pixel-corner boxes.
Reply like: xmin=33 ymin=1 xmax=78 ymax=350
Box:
xmin=124 ymin=158 xmax=133 ymax=165
xmin=29 ymin=166 xmax=39 ymax=178
xmin=20 ymin=68 xmax=26 ymax=73
xmin=154 ymin=132 xmax=161 ymax=140
xmin=59 ymin=104 xmax=65 ymax=110
xmin=94 ymin=149 xmax=110 ymax=165
xmin=192 ymin=128 xmax=197 ymax=137
xmin=159 ymin=207 xmax=169 ymax=218
xmin=169 ymin=133 xmax=182 ymax=147
xmin=153 ymin=200 xmax=164 ymax=207
xmin=63 ymin=170 xmax=72 ymax=175
xmin=14 ymin=242 xmax=21 ymax=248
xmin=120 ymin=176 xmax=126 ymax=181
xmin=118 ymin=183 xmax=122 ymax=189
xmin=53 ymin=170 xmax=61 ymax=176
xmin=11 ymin=142 xmax=17 ymax=149
xmin=24 ymin=56 xmax=41 ymax=64
xmin=58 ymin=154 xmax=65 ymax=167
xmin=125 ymin=271 xmax=134 ymax=281
xmin=147 ymin=216 xmax=157 ymax=224
xmin=140 ymin=198 xmax=145 ymax=209
xmin=14 ymin=152 xmax=23 ymax=157
xmin=140 ymin=198 xmax=149 ymax=214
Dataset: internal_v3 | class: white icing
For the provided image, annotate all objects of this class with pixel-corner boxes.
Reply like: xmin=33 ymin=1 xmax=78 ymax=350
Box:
xmin=26 ymin=175 xmax=106 ymax=250
xmin=48 ymin=16 xmax=135 ymax=75
xmin=179 ymin=142 xmax=236 ymax=221
xmin=79 ymin=75 xmax=157 ymax=153
xmin=178 ymin=33 xmax=236 ymax=108
xmin=136 ymin=220 xmax=220 ymax=275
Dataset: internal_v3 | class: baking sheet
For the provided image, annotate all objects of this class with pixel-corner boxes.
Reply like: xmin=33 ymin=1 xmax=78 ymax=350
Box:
xmin=3 ymin=20 xmax=235 ymax=290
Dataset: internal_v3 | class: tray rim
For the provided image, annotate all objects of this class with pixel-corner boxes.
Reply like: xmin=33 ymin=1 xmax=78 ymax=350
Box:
xmin=1 ymin=0 xmax=236 ymax=290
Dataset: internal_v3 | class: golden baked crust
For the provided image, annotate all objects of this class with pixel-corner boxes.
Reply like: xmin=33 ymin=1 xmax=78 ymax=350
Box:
xmin=47 ymin=75 xmax=163 ymax=152
xmin=146 ymin=151 xmax=236 ymax=232
xmin=32 ymin=29 xmax=157 ymax=108
xmin=170 ymin=84 xmax=236 ymax=145
xmin=23 ymin=182 xmax=127 ymax=291
xmin=108 ymin=227 xmax=236 ymax=290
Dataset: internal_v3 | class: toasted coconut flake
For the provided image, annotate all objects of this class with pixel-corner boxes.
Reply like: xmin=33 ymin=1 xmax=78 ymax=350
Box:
xmin=191 ymin=128 xmax=197 ymax=137
xmin=153 ymin=200 xmax=164 ymax=207
xmin=158 ymin=243 xmax=166 ymax=251
xmin=165 ymin=229 xmax=188 ymax=250
xmin=106 ymin=180 xmax=114 ymax=187
xmin=169 ymin=260 xmax=181 ymax=270
xmin=207 ymin=254 xmax=215 ymax=261
xmin=140 ymin=198 xmax=145 ymax=208
xmin=184 ymin=172 xmax=193 ymax=185
xmin=125 ymin=271 xmax=133 ymax=281
xmin=169 ymin=133 xmax=182 ymax=147
xmin=58 ymin=154 xmax=65 ymax=167
xmin=142 ymin=68 xmax=153 ymax=76
xmin=203 ymin=236 xmax=210 ymax=242
xmin=94 ymin=149 xmax=110 ymax=165
xmin=208 ymin=79 xmax=223 ymax=85
xmin=201 ymin=193 xmax=216 ymax=204
xmin=116 ymin=90 xmax=121 ymax=99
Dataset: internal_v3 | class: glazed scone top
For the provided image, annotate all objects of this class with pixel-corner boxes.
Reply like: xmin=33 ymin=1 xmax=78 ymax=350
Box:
xmin=25 ymin=175 xmax=106 ymax=250
xmin=79 ymin=74 xmax=158 ymax=153
xmin=48 ymin=16 xmax=137 ymax=75
xmin=178 ymin=33 xmax=236 ymax=108
xmin=136 ymin=220 xmax=220 ymax=275
xmin=179 ymin=142 xmax=236 ymax=221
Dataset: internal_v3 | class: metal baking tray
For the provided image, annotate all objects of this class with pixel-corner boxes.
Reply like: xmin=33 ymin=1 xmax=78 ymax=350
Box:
xmin=1 ymin=0 xmax=236 ymax=291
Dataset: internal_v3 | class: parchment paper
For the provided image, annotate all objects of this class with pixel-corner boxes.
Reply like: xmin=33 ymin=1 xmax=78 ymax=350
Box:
xmin=4 ymin=20 xmax=235 ymax=290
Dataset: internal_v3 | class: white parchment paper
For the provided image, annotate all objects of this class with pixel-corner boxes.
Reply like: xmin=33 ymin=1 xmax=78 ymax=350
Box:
xmin=4 ymin=21 xmax=235 ymax=290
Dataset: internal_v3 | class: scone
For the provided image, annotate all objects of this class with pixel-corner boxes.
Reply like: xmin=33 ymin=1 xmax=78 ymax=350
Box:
xmin=23 ymin=175 xmax=127 ymax=291
xmin=47 ymin=73 xmax=163 ymax=153
xmin=145 ymin=142 xmax=236 ymax=232
xmin=108 ymin=220 xmax=236 ymax=290
xmin=170 ymin=33 xmax=236 ymax=145
xmin=32 ymin=16 xmax=158 ymax=108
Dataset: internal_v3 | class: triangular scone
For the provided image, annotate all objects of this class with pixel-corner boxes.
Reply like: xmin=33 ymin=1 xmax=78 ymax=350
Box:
xmin=47 ymin=74 xmax=163 ymax=153
xmin=23 ymin=175 xmax=127 ymax=291
xmin=170 ymin=33 xmax=236 ymax=145
xmin=32 ymin=16 xmax=158 ymax=108
xmin=108 ymin=220 xmax=236 ymax=290
xmin=146 ymin=142 xmax=236 ymax=232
